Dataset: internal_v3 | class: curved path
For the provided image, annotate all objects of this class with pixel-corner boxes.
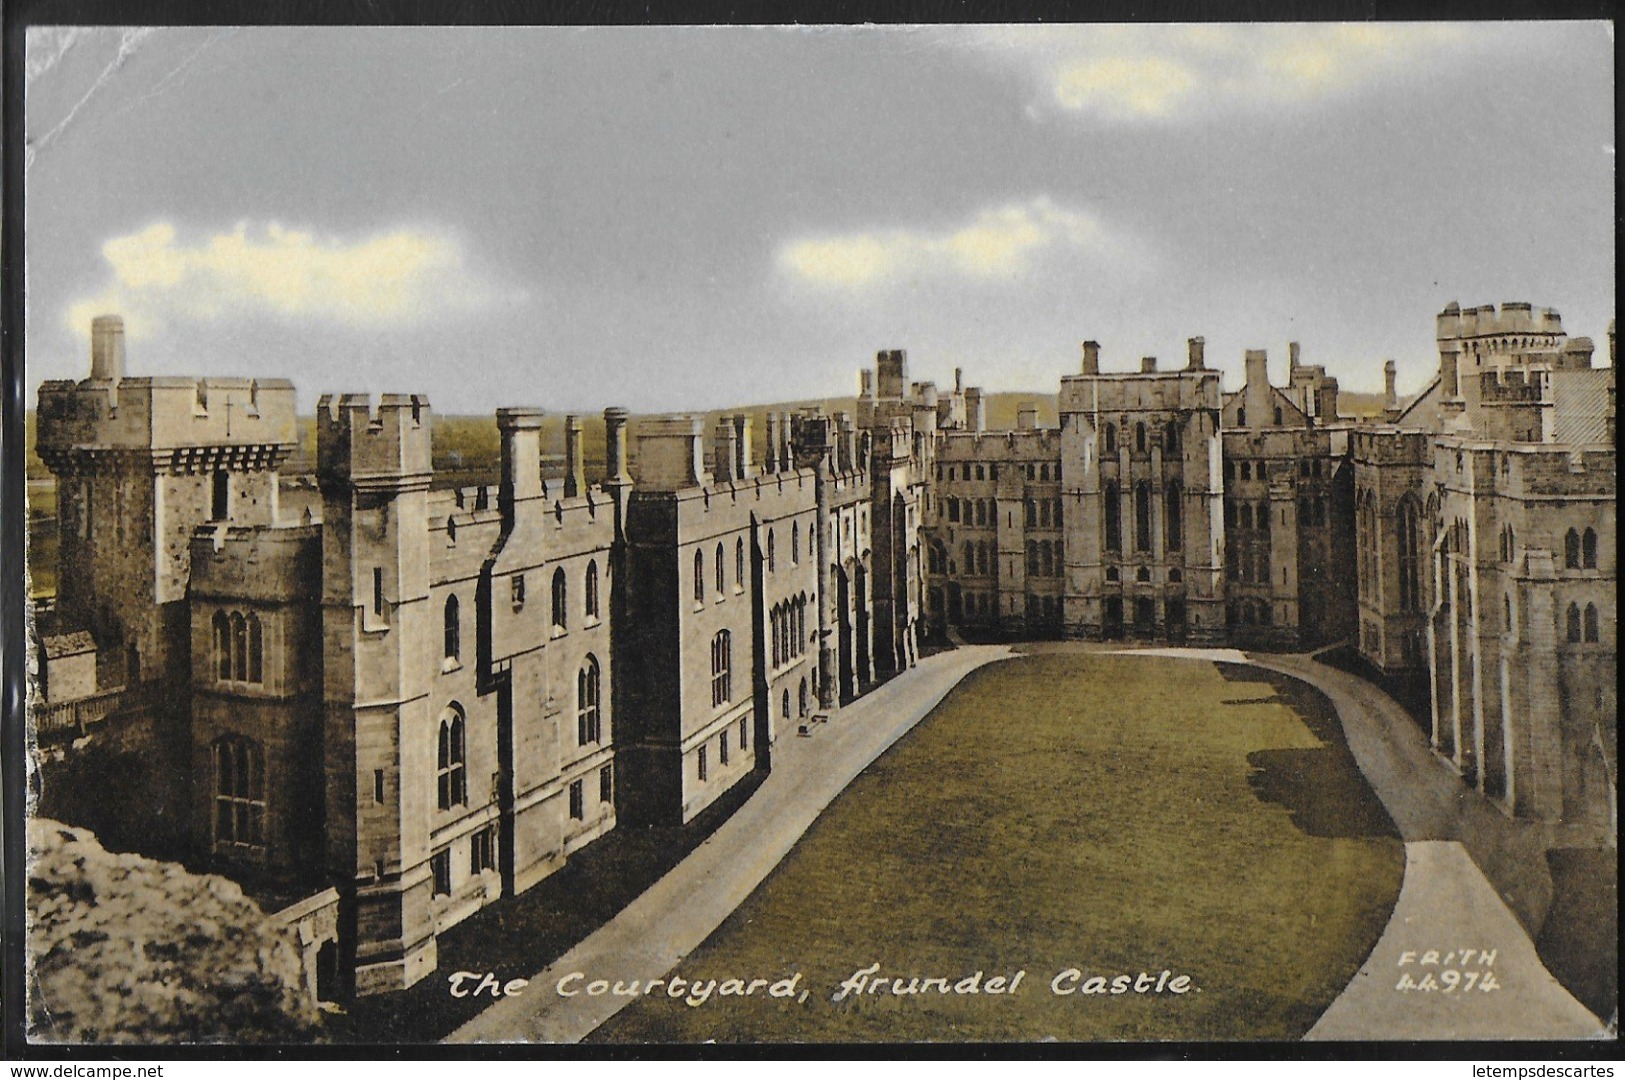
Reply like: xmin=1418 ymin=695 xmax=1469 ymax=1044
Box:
xmin=447 ymin=644 xmax=1013 ymax=1044
xmin=1237 ymin=652 xmax=1606 ymax=1040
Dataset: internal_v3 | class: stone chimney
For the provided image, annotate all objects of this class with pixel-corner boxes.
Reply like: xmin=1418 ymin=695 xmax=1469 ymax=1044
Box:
xmin=1243 ymin=349 xmax=1271 ymax=426
xmin=563 ymin=414 xmax=585 ymax=498
xmin=1288 ymin=341 xmax=1301 ymax=371
xmin=713 ymin=420 xmax=739 ymax=483
xmin=637 ymin=416 xmax=705 ymax=491
xmin=90 ymin=315 xmax=125 ymax=381
xmin=497 ymin=407 xmax=545 ymax=523
xmin=603 ymin=407 xmax=632 ymax=488
xmin=1140 ymin=356 xmax=1157 ymax=374
xmin=955 ymin=367 xmax=964 ymax=392
xmin=1440 ymin=342 xmax=1462 ymax=399
xmin=732 ymin=414 xmax=754 ymax=479
xmin=1081 ymin=340 xmax=1101 ymax=375
xmin=1384 ymin=361 xmax=1398 ymax=411
xmin=965 ymin=388 xmax=986 ymax=432
xmin=1017 ymin=402 xmax=1038 ymax=430
xmin=764 ymin=412 xmax=782 ymax=472
xmin=1187 ymin=337 xmax=1205 ymax=370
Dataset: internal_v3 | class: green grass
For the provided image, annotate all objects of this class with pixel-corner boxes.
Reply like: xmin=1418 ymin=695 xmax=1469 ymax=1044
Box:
xmin=591 ymin=653 xmax=1403 ymax=1043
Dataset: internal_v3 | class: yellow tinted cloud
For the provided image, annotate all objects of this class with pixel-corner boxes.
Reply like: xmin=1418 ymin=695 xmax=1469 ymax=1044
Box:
xmin=974 ymin=23 xmax=1486 ymax=121
xmin=67 ymin=221 xmax=496 ymax=336
xmin=780 ymin=197 xmax=1111 ymax=289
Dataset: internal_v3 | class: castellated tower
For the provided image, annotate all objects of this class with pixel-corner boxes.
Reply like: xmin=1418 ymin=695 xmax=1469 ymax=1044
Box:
xmin=35 ymin=315 xmax=296 ymax=688
xmin=316 ymin=392 xmax=437 ymax=994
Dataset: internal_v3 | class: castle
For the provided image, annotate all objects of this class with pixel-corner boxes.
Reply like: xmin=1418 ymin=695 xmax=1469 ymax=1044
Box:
xmin=31 ymin=304 xmax=1615 ymax=1002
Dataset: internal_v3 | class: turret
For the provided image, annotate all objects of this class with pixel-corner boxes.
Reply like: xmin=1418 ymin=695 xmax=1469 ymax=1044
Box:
xmin=876 ymin=349 xmax=908 ymax=400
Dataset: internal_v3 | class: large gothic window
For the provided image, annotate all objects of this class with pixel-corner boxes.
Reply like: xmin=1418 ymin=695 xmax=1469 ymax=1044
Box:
xmin=1104 ymin=482 xmax=1121 ymax=552
xmin=213 ymin=736 xmax=264 ymax=850
xmin=1397 ymin=498 xmax=1422 ymax=612
xmin=437 ymin=706 xmax=467 ymax=809
xmin=1165 ymin=483 xmax=1182 ymax=551
xmin=711 ymin=631 xmax=732 ymax=707
xmin=214 ymin=610 xmax=263 ymax=684
xmin=577 ymin=657 xmax=602 ymax=744
xmin=1134 ymin=483 xmax=1152 ymax=552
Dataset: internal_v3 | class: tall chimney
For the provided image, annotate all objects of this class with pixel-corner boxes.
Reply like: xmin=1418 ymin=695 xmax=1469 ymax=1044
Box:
xmin=563 ymin=414 xmax=585 ymax=498
xmin=1383 ymin=361 xmax=1398 ymax=411
xmin=732 ymin=414 xmax=754 ymax=479
xmin=1243 ymin=349 xmax=1271 ymax=426
xmin=955 ymin=367 xmax=964 ymax=392
xmin=966 ymin=388 xmax=986 ymax=432
xmin=497 ymin=407 xmax=545 ymax=523
xmin=1289 ymin=341 xmax=1301 ymax=371
xmin=764 ymin=412 xmax=782 ymax=472
xmin=779 ymin=411 xmax=794 ymax=470
xmin=1439 ymin=343 xmax=1461 ymax=399
xmin=1187 ymin=336 xmax=1205 ymax=370
xmin=90 ymin=315 xmax=125 ymax=381
xmin=714 ymin=420 xmax=739 ymax=482
xmin=1081 ymin=341 xmax=1100 ymax=375
xmin=604 ymin=407 xmax=632 ymax=487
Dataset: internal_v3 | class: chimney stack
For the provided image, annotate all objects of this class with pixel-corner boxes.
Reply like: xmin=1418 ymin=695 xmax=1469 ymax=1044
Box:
xmin=1187 ymin=336 xmax=1205 ymax=370
xmin=90 ymin=315 xmax=125 ymax=381
xmin=1243 ymin=349 xmax=1271 ymax=426
xmin=1081 ymin=340 xmax=1100 ymax=375
xmin=1289 ymin=341 xmax=1301 ymax=371
xmin=563 ymin=414 xmax=585 ymax=498
xmin=764 ymin=412 xmax=782 ymax=472
xmin=1140 ymin=356 xmax=1158 ymax=374
xmin=714 ymin=420 xmax=739 ymax=482
xmin=732 ymin=414 xmax=754 ymax=479
xmin=603 ymin=407 xmax=632 ymax=488
xmin=1440 ymin=343 xmax=1462 ymax=399
xmin=955 ymin=367 xmax=964 ymax=392
xmin=1383 ymin=361 xmax=1398 ymax=411
xmin=497 ymin=407 xmax=545 ymax=521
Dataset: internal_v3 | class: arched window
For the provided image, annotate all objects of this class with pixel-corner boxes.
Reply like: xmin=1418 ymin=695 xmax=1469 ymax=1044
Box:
xmin=1166 ymin=420 xmax=1181 ymax=455
xmin=1566 ymin=603 xmax=1582 ymax=643
xmin=1027 ymin=539 xmax=1038 ymax=576
xmin=791 ymin=522 xmax=800 ymax=564
xmin=443 ymin=594 xmax=460 ymax=662
xmin=964 ymin=541 xmax=976 ymax=576
xmin=1104 ymin=482 xmax=1121 ymax=552
xmin=1237 ymin=407 xmax=1247 ymax=427
xmin=1565 ymin=529 xmax=1581 ymax=569
xmin=1259 ymin=501 xmax=1271 ymax=536
xmin=771 ymin=607 xmax=782 ymax=668
xmin=213 ymin=736 xmax=264 ymax=849
xmin=1500 ymin=525 xmax=1514 ymax=564
xmin=1583 ymin=604 xmax=1599 ymax=642
xmin=1241 ymin=504 xmax=1253 ymax=530
xmin=978 ymin=541 xmax=991 ymax=576
xmin=710 ymin=631 xmax=732 ymax=707
xmin=735 ymin=539 xmax=745 ymax=587
xmin=585 ymin=560 xmax=600 ymax=619
xmin=1025 ymin=499 xmax=1037 ymax=527
xmin=1135 ymin=483 xmax=1152 ymax=551
xmin=715 ymin=542 xmax=725 ymax=595
xmin=1135 ymin=423 xmax=1146 ymax=453
xmin=1103 ymin=423 xmax=1117 ymax=453
xmin=213 ymin=611 xmax=231 ymax=681
xmin=437 ymin=706 xmax=467 ymax=809
xmin=768 ymin=530 xmax=776 ymax=574
xmin=1274 ymin=406 xmax=1283 ymax=426
xmin=1582 ymin=528 xmax=1597 ymax=569
xmin=948 ymin=497 xmax=960 ymax=523
xmin=231 ymin=613 xmax=248 ymax=681
xmin=1165 ymin=483 xmax=1182 ymax=551
xmin=552 ymin=567 xmax=568 ymax=630
xmin=694 ymin=549 xmax=706 ymax=602
xmin=1397 ymin=498 xmax=1422 ymax=612
xmin=1041 ymin=540 xmax=1055 ymax=576
xmin=1240 ymin=462 xmax=1252 ymax=481
xmin=782 ymin=689 xmax=791 ymax=721
xmin=577 ymin=657 xmax=601 ymax=744
xmin=976 ymin=500 xmax=987 ymax=526
xmin=798 ymin=677 xmax=809 ymax=717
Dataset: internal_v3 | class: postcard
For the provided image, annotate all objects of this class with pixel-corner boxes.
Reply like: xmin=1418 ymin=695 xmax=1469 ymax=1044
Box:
xmin=14 ymin=23 xmax=1617 ymax=1051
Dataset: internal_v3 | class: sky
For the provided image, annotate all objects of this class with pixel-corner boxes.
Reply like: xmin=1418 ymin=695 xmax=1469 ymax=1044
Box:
xmin=24 ymin=24 xmax=1616 ymax=415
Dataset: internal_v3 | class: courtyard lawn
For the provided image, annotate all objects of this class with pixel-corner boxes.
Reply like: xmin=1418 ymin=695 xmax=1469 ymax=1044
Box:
xmin=590 ymin=652 xmax=1404 ymax=1043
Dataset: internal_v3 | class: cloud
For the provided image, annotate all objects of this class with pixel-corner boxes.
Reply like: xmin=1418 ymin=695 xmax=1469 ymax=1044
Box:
xmin=779 ymin=197 xmax=1122 ymax=289
xmin=970 ymin=23 xmax=1508 ymax=122
xmin=66 ymin=221 xmax=505 ymax=337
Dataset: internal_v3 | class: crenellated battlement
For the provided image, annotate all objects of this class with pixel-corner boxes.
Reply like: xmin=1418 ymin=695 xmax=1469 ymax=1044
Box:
xmin=1436 ymin=301 xmax=1566 ymax=343
xmin=315 ymin=392 xmax=432 ymax=484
